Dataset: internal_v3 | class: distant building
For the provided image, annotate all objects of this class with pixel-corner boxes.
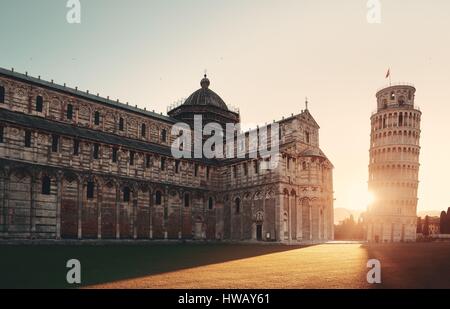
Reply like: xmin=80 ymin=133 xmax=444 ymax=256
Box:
xmin=427 ymin=217 xmax=440 ymax=235
xmin=365 ymin=84 xmax=421 ymax=242
xmin=419 ymin=216 xmax=441 ymax=236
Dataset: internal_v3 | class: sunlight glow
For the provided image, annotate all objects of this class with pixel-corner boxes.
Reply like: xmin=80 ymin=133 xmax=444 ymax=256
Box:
xmin=367 ymin=191 xmax=375 ymax=206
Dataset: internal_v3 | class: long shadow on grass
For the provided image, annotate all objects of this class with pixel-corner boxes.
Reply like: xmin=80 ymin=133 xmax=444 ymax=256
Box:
xmin=363 ymin=242 xmax=450 ymax=289
xmin=0 ymin=242 xmax=310 ymax=288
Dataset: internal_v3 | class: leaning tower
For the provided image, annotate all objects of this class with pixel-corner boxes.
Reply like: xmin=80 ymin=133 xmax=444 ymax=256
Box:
xmin=366 ymin=84 xmax=421 ymax=242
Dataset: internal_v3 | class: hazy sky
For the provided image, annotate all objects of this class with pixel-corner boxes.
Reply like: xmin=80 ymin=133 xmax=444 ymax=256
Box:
xmin=1 ymin=0 xmax=449 ymax=212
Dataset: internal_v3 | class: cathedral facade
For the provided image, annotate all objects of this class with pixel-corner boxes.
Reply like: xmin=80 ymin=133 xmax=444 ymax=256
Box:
xmin=0 ymin=67 xmax=334 ymax=243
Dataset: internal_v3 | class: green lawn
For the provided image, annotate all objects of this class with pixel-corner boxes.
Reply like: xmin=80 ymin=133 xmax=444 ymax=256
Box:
xmin=0 ymin=242 xmax=449 ymax=289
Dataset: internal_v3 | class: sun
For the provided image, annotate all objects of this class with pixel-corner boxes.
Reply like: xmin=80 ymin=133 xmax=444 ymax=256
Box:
xmin=345 ymin=183 xmax=376 ymax=211
xmin=367 ymin=191 xmax=375 ymax=207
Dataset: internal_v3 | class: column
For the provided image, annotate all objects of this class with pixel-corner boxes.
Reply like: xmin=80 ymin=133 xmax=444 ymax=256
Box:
xmin=115 ymin=184 xmax=120 ymax=239
xmin=240 ymin=199 xmax=244 ymax=240
xmin=288 ymin=194 xmax=292 ymax=243
xmin=133 ymin=190 xmax=138 ymax=239
xmin=179 ymin=190 xmax=182 ymax=239
xmin=296 ymin=198 xmax=302 ymax=241
xmin=29 ymin=172 xmax=36 ymax=238
xmin=261 ymin=197 xmax=265 ymax=241
xmin=163 ymin=186 xmax=168 ymax=239
xmin=97 ymin=182 xmax=102 ymax=239
xmin=275 ymin=193 xmax=282 ymax=241
xmin=149 ymin=189 xmax=153 ymax=239
xmin=77 ymin=178 xmax=82 ymax=239
xmin=309 ymin=204 xmax=312 ymax=241
xmin=56 ymin=171 xmax=63 ymax=240
xmin=0 ymin=170 xmax=8 ymax=234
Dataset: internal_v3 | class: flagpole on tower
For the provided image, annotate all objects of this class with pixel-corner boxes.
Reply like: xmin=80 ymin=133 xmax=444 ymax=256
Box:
xmin=386 ymin=68 xmax=391 ymax=86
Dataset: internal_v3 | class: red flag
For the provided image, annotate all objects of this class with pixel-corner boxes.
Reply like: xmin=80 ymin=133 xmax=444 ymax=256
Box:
xmin=385 ymin=68 xmax=390 ymax=79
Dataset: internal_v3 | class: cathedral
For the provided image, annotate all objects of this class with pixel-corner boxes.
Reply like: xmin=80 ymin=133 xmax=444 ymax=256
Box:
xmin=0 ymin=67 xmax=334 ymax=243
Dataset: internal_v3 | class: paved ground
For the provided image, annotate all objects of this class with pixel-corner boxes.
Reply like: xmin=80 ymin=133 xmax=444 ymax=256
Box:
xmin=0 ymin=242 xmax=449 ymax=288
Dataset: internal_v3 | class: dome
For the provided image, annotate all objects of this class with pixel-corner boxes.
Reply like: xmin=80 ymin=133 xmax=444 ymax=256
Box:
xmin=183 ymin=75 xmax=229 ymax=111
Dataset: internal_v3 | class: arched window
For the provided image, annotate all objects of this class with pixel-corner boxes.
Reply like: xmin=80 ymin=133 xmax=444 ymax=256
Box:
xmin=94 ymin=111 xmax=100 ymax=125
xmin=0 ymin=86 xmax=5 ymax=103
xmin=390 ymin=92 xmax=395 ymax=100
xmin=253 ymin=160 xmax=259 ymax=174
xmin=141 ymin=123 xmax=146 ymax=137
xmin=87 ymin=181 xmax=95 ymax=199
xmin=129 ymin=151 xmax=135 ymax=165
xmin=399 ymin=113 xmax=403 ymax=126
xmin=302 ymin=161 xmax=307 ymax=170
xmin=194 ymin=164 xmax=199 ymax=177
xmin=305 ymin=132 xmax=310 ymax=143
xmin=66 ymin=104 xmax=73 ymax=119
xmin=235 ymin=198 xmax=241 ymax=214
xmin=155 ymin=191 xmax=162 ymax=205
xmin=93 ymin=144 xmax=99 ymax=159
xmin=36 ymin=96 xmax=43 ymax=112
xmin=112 ymin=148 xmax=118 ymax=163
xmin=145 ymin=154 xmax=151 ymax=168
xmin=163 ymin=205 xmax=168 ymax=220
xmin=24 ymin=130 xmax=32 ymax=148
xmin=161 ymin=129 xmax=167 ymax=142
xmin=73 ymin=139 xmax=80 ymax=156
xmin=208 ymin=197 xmax=214 ymax=210
xmin=160 ymin=157 xmax=165 ymax=170
xmin=175 ymin=160 xmax=180 ymax=173
xmin=41 ymin=176 xmax=51 ymax=195
xmin=184 ymin=193 xmax=190 ymax=207
xmin=123 ymin=187 xmax=130 ymax=202
xmin=119 ymin=117 xmax=124 ymax=131
xmin=51 ymin=134 xmax=59 ymax=152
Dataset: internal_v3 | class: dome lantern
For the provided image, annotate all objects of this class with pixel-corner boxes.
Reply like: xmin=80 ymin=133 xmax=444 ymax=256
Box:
xmin=200 ymin=74 xmax=210 ymax=89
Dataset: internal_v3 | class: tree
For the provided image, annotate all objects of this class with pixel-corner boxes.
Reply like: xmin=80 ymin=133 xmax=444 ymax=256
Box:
xmin=440 ymin=211 xmax=447 ymax=234
xmin=416 ymin=217 xmax=422 ymax=234
xmin=447 ymin=208 xmax=450 ymax=233
xmin=423 ymin=215 xmax=430 ymax=236
xmin=333 ymin=214 xmax=365 ymax=240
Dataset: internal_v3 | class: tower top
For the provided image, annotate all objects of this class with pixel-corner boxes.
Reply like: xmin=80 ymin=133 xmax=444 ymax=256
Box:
xmin=375 ymin=84 xmax=417 ymax=112
xmin=305 ymin=97 xmax=309 ymax=111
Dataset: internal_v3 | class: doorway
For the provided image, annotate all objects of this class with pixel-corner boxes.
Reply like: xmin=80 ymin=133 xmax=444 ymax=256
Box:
xmin=256 ymin=224 xmax=263 ymax=241
xmin=194 ymin=222 xmax=203 ymax=239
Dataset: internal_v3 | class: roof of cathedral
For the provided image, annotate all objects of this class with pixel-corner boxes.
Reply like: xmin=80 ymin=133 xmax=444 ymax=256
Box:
xmin=300 ymin=148 xmax=333 ymax=167
xmin=0 ymin=108 xmax=215 ymax=165
xmin=0 ymin=67 xmax=177 ymax=124
xmin=182 ymin=75 xmax=229 ymax=111
xmin=300 ymin=148 xmax=327 ymax=158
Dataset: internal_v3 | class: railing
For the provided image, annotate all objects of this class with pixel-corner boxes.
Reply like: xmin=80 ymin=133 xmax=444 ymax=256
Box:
xmin=371 ymin=105 xmax=421 ymax=115
xmin=167 ymin=99 xmax=186 ymax=112
xmin=166 ymin=100 xmax=240 ymax=114
xmin=376 ymin=82 xmax=415 ymax=93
